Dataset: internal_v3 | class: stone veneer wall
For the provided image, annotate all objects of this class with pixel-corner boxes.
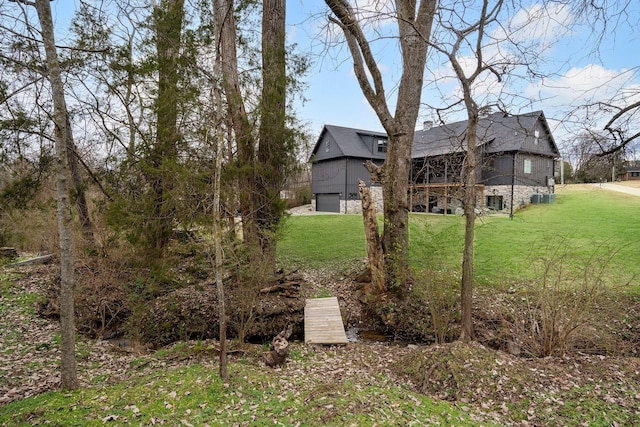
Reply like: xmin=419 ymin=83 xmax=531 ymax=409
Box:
xmin=486 ymin=185 xmax=552 ymax=212
xmin=343 ymin=186 xmax=384 ymax=214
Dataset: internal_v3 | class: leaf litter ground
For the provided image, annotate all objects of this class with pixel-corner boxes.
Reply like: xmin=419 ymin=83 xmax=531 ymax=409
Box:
xmin=1 ymin=264 xmax=639 ymax=426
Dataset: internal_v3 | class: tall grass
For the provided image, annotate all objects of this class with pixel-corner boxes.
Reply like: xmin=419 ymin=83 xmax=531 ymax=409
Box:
xmin=278 ymin=185 xmax=640 ymax=287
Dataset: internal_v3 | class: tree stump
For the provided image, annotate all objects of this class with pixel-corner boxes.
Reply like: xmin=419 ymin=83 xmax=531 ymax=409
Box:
xmin=358 ymin=180 xmax=385 ymax=294
xmin=262 ymin=325 xmax=293 ymax=368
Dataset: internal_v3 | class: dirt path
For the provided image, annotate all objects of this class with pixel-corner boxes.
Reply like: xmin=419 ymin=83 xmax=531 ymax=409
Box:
xmin=591 ymin=182 xmax=640 ymax=197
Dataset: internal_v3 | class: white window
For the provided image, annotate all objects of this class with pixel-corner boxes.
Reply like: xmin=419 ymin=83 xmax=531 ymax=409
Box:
xmin=325 ymin=141 xmax=330 ymax=152
xmin=377 ymin=139 xmax=388 ymax=153
xmin=534 ymin=130 xmax=540 ymax=145
xmin=524 ymin=158 xmax=532 ymax=174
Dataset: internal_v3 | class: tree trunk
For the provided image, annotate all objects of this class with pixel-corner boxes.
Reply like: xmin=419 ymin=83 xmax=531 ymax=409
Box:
xmin=214 ymin=0 xmax=259 ymax=251
xmin=212 ymin=28 xmax=228 ymax=381
xmin=149 ymin=0 xmax=185 ymax=254
xmin=439 ymin=0 xmax=501 ymax=342
xmin=64 ymin=116 xmax=93 ymax=242
xmin=325 ymin=0 xmax=436 ymax=294
xmin=460 ymin=116 xmax=478 ymax=342
xmin=358 ymin=180 xmax=385 ymax=294
xmin=34 ymin=0 xmax=78 ymax=390
xmin=213 ymin=127 xmax=228 ymax=381
xmin=380 ymin=133 xmax=413 ymax=292
xmin=256 ymin=0 xmax=287 ymax=264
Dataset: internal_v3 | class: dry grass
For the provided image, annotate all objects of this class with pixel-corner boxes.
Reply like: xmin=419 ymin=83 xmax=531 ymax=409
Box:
xmin=615 ymin=180 xmax=640 ymax=188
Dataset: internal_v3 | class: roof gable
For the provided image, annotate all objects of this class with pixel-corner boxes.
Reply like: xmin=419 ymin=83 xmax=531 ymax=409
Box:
xmin=310 ymin=124 xmax=388 ymax=162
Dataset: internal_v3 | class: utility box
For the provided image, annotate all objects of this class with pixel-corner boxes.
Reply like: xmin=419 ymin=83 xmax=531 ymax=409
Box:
xmin=542 ymin=193 xmax=555 ymax=204
xmin=531 ymin=194 xmax=542 ymax=204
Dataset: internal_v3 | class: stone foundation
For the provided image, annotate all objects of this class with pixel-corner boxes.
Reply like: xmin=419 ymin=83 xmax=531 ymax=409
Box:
xmin=484 ymin=185 xmax=552 ymax=213
xmin=342 ymin=186 xmax=383 ymax=214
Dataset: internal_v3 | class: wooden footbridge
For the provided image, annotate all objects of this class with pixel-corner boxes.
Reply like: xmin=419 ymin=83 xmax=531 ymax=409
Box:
xmin=304 ymin=297 xmax=348 ymax=345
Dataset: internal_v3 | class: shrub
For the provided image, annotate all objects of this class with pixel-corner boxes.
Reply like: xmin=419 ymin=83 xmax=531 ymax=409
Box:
xmin=374 ymin=270 xmax=460 ymax=343
xmin=475 ymin=238 xmax=634 ymax=357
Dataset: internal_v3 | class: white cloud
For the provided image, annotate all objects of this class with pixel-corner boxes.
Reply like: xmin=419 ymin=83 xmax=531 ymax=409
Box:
xmin=526 ymin=64 xmax=638 ymax=107
xmin=422 ymin=1 xmax=574 ymax=111
xmin=522 ymin=64 xmax=640 ymax=147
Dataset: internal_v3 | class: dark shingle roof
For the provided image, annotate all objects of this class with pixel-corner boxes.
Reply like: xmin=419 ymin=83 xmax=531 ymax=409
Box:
xmin=413 ymin=111 xmax=558 ymax=157
xmin=312 ymin=111 xmax=559 ymax=161
xmin=313 ymin=124 xmax=388 ymax=160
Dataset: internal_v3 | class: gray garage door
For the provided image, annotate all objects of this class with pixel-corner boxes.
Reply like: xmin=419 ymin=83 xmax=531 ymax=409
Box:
xmin=316 ymin=193 xmax=340 ymax=213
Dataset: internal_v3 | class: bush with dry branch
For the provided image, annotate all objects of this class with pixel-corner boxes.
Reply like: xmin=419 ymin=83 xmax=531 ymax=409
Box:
xmin=475 ymin=238 xmax=635 ymax=357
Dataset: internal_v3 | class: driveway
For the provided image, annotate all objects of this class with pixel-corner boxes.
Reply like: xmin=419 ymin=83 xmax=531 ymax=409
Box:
xmin=590 ymin=183 xmax=640 ymax=197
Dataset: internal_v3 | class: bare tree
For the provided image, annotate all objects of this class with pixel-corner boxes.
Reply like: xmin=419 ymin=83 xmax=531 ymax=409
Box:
xmin=426 ymin=0 xmax=508 ymax=342
xmin=8 ymin=0 xmax=80 ymax=389
xmin=572 ymin=130 xmax=625 ymax=182
xmin=1 ymin=1 xmax=94 ymax=245
xmin=66 ymin=0 xmax=150 ymax=167
xmin=324 ymin=0 xmax=437 ymax=294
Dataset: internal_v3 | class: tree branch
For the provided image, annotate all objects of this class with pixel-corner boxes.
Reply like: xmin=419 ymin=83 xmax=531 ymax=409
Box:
xmin=325 ymin=0 xmax=392 ymax=127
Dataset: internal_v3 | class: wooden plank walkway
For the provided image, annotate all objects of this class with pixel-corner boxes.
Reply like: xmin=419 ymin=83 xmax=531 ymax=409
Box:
xmin=304 ymin=297 xmax=348 ymax=344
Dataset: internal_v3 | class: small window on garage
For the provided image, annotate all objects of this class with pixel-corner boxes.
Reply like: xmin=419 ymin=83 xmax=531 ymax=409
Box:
xmin=524 ymin=158 xmax=532 ymax=174
xmin=377 ymin=139 xmax=388 ymax=153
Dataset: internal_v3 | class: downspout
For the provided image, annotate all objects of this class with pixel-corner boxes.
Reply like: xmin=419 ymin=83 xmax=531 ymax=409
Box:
xmin=444 ymin=158 xmax=448 ymax=215
xmin=344 ymin=157 xmax=348 ymax=214
xmin=409 ymin=159 xmax=414 ymax=212
xmin=510 ymin=152 xmax=516 ymax=220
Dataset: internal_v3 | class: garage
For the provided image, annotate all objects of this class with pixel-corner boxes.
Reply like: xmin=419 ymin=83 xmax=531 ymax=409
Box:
xmin=316 ymin=193 xmax=340 ymax=213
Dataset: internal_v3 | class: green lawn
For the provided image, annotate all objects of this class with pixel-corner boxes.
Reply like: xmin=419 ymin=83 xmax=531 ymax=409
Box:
xmin=278 ymin=185 xmax=640 ymax=287
xmin=277 ymin=214 xmax=366 ymax=270
xmin=0 ymin=345 xmax=484 ymax=427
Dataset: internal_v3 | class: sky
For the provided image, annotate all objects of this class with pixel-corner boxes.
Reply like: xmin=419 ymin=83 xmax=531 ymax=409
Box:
xmin=46 ymin=0 xmax=640 ymax=156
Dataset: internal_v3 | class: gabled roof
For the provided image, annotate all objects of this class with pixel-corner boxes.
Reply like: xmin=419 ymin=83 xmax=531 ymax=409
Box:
xmin=310 ymin=124 xmax=387 ymax=161
xmin=413 ymin=111 xmax=560 ymax=158
xmin=311 ymin=111 xmax=560 ymax=162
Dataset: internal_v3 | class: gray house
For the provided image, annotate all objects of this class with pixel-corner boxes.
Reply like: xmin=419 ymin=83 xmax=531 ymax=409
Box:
xmin=310 ymin=111 xmax=560 ymax=214
xmin=309 ymin=125 xmax=388 ymax=213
